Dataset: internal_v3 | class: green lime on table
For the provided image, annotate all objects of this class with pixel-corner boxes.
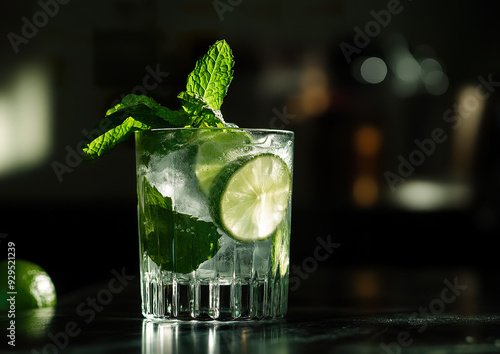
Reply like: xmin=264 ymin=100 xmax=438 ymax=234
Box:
xmin=0 ymin=259 xmax=57 ymax=311
xmin=209 ymin=153 xmax=291 ymax=242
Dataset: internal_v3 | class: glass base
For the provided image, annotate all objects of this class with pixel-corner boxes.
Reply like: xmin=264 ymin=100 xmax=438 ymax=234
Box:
xmin=141 ymin=276 xmax=288 ymax=321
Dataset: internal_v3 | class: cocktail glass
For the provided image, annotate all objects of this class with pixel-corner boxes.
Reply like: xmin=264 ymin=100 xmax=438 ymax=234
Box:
xmin=135 ymin=128 xmax=293 ymax=320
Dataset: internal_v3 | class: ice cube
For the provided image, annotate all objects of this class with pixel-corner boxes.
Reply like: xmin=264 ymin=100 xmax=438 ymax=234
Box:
xmin=197 ymin=233 xmax=234 ymax=271
xmin=146 ymin=149 xmax=212 ymax=222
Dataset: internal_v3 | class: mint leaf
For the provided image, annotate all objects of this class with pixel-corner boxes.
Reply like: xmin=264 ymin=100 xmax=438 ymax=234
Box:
xmin=82 ymin=115 xmax=151 ymax=159
xmin=82 ymin=95 xmax=192 ymax=159
xmin=185 ymin=39 xmax=234 ymax=111
xmin=153 ymin=106 xmax=194 ymax=127
xmin=178 ymin=91 xmax=225 ymax=128
xmin=106 ymin=94 xmax=160 ymax=116
xmin=112 ymin=95 xmax=191 ymax=126
xmin=139 ymin=179 xmax=220 ymax=274
xmin=112 ymin=95 xmax=193 ymax=128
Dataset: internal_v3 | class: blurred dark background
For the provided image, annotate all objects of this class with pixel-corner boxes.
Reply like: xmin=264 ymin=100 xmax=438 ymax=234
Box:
xmin=1 ymin=0 xmax=500 ymax=308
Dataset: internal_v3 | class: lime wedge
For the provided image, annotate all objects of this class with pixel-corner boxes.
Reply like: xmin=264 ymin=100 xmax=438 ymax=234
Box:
xmin=194 ymin=130 xmax=251 ymax=195
xmin=209 ymin=153 xmax=291 ymax=242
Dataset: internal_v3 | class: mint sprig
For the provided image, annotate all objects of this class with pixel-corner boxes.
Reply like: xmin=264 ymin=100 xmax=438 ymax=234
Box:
xmin=82 ymin=39 xmax=234 ymax=160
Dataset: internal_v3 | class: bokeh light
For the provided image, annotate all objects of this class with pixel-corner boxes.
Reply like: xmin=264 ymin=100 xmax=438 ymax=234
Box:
xmin=360 ymin=57 xmax=387 ymax=84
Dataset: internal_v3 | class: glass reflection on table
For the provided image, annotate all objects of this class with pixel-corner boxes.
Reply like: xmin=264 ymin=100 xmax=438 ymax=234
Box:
xmin=142 ymin=319 xmax=287 ymax=354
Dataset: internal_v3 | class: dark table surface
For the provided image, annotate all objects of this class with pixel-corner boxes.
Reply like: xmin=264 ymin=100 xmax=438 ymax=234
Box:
xmin=4 ymin=266 xmax=500 ymax=353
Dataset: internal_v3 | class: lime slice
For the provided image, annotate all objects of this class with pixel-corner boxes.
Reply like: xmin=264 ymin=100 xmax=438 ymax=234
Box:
xmin=194 ymin=130 xmax=251 ymax=195
xmin=209 ymin=153 xmax=291 ymax=242
xmin=271 ymin=221 xmax=290 ymax=276
xmin=0 ymin=259 xmax=57 ymax=311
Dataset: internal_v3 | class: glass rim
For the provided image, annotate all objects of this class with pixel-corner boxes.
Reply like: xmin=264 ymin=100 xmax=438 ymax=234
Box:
xmin=139 ymin=127 xmax=294 ymax=134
